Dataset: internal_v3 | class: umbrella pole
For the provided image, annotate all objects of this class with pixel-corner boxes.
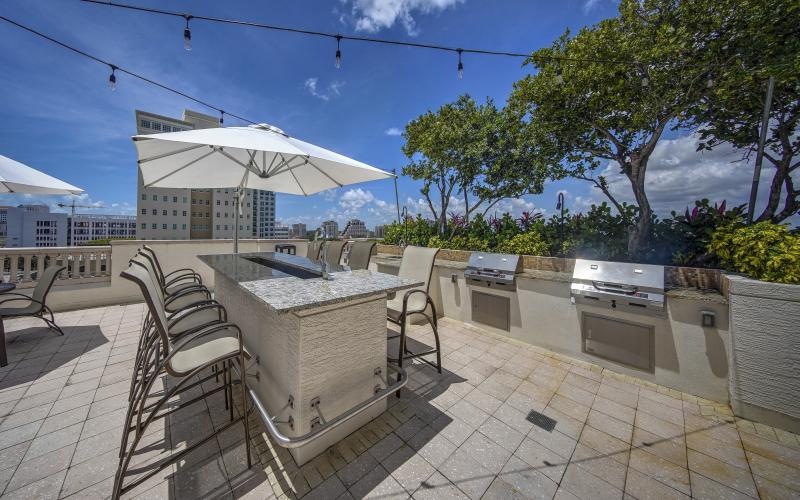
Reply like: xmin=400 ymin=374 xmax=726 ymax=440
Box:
xmin=234 ymin=188 xmax=239 ymax=254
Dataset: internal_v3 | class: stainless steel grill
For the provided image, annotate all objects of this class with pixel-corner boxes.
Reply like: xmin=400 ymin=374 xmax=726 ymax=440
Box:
xmin=464 ymin=251 xmax=522 ymax=290
xmin=570 ymin=259 xmax=665 ymax=316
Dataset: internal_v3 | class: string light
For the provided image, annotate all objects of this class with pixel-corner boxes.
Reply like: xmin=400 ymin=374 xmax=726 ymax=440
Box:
xmin=183 ymin=15 xmax=192 ymax=51
xmin=0 ymin=15 xmax=257 ymax=124
xmin=108 ymin=64 xmax=117 ymax=90
xmin=219 ymin=110 xmax=224 ymax=125
xmin=457 ymin=48 xmax=463 ymax=79
xmin=555 ymin=67 xmax=564 ymax=84
xmin=335 ymin=34 xmax=342 ymax=69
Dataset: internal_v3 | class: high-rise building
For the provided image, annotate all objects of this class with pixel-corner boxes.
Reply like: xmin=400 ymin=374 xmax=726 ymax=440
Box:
xmin=0 ymin=205 xmax=68 ymax=247
xmin=68 ymin=214 xmax=137 ymax=246
xmin=273 ymin=224 xmax=289 ymax=239
xmin=321 ymin=220 xmax=339 ymax=239
xmin=290 ymin=223 xmax=307 ymax=239
xmin=135 ymin=109 xmax=276 ymax=240
xmin=342 ymin=219 xmax=368 ymax=239
xmin=373 ymin=225 xmax=386 ymax=239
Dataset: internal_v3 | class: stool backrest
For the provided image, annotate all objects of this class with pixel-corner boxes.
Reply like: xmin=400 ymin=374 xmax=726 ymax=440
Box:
xmin=348 ymin=241 xmax=376 ymax=270
xmin=306 ymin=240 xmax=322 ymax=260
xmin=398 ymin=246 xmax=440 ymax=293
xmin=120 ymin=261 xmax=171 ymax=354
xmin=323 ymin=240 xmax=347 ymax=267
xmin=140 ymin=245 xmax=166 ymax=286
xmin=130 ymin=253 xmax=167 ymax=305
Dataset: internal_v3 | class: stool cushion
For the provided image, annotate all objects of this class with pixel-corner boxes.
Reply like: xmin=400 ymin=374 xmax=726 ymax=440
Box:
xmin=169 ymin=327 xmax=240 ymax=375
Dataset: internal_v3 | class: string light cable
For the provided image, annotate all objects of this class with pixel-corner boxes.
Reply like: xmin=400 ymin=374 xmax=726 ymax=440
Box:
xmin=0 ymin=14 xmax=256 ymax=125
xmin=78 ymin=0 xmax=645 ymax=78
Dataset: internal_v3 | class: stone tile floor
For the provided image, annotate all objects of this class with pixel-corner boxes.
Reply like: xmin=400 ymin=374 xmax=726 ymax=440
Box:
xmin=0 ymin=304 xmax=798 ymax=499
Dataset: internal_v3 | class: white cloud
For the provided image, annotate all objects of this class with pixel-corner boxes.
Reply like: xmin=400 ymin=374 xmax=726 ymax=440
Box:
xmin=339 ymin=188 xmax=376 ymax=210
xmin=343 ymin=0 xmax=465 ymax=36
xmin=304 ymin=78 xmax=346 ymax=101
xmin=591 ymin=133 xmax=776 ymax=217
xmin=384 ymin=127 xmax=403 ymax=136
xmin=582 ymin=0 xmax=602 ymax=13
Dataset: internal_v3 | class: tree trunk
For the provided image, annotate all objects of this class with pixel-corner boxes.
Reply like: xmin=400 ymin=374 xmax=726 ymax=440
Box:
xmin=756 ymin=165 xmax=786 ymax=222
xmin=463 ymin=185 xmax=470 ymax=225
xmin=439 ymin=191 xmax=448 ymax=237
xmin=626 ymin=159 xmax=652 ymax=260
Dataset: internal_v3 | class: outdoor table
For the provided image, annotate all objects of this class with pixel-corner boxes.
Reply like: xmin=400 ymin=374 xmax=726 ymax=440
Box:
xmin=0 ymin=283 xmax=16 ymax=294
xmin=198 ymin=252 xmax=420 ymax=464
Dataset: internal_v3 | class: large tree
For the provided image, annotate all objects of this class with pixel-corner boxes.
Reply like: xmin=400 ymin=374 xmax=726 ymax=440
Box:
xmin=508 ymin=0 xmax=713 ymax=258
xmin=687 ymin=0 xmax=800 ymax=222
xmin=402 ymin=95 xmax=546 ymax=236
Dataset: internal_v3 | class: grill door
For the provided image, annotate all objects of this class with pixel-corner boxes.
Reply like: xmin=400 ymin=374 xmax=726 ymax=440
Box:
xmin=471 ymin=290 xmax=510 ymax=331
xmin=581 ymin=313 xmax=653 ymax=372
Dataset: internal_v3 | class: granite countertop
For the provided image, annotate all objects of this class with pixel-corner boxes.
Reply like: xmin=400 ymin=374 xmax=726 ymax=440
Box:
xmin=372 ymin=253 xmax=727 ymax=303
xmin=199 ymin=253 xmax=422 ymax=313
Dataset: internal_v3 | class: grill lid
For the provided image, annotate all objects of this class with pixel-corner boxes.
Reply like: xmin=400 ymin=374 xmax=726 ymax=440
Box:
xmin=572 ymin=259 xmax=664 ymax=293
xmin=466 ymin=251 xmax=521 ymax=273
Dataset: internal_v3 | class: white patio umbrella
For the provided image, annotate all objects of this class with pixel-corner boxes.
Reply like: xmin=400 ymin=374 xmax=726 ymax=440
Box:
xmin=133 ymin=123 xmax=394 ymax=252
xmin=0 ymin=154 xmax=84 ymax=195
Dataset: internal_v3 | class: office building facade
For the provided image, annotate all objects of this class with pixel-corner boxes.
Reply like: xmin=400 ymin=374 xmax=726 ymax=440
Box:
xmin=68 ymin=214 xmax=137 ymax=246
xmin=342 ymin=219 xmax=368 ymax=239
xmin=321 ymin=220 xmax=339 ymax=239
xmin=290 ymin=223 xmax=307 ymax=239
xmin=135 ymin=109 xmax=276 ymax=240
xmin=0 ymin=205 xmax=68 ymax=247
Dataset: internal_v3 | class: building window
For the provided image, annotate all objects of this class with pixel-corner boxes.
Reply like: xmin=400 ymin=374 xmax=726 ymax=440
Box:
xmin=216 ymin=200 xmax=220 ymax=205
xmin=162 ymin=210 xmax=167 ymax=216
xmin=173 ymin=224 xmax=177 ymax=230
xmin=216 ymin=225 xmax=220 ymax=230
xmin=182 ymin=211 xmax=187 ymax=216
xmin=152 ymin=122 xmax=162 ymax=131
xmin=151 ymin=224 xmax=157 ymax=229
xmin=173 ymin=210 xmax=177 ymax=216
xmin=183 ymin=197 xmax=187 ymax=203
xmin=151 ymin=209 xmax=157 ymax=215
xmin=141 ymin=194 xmax=146 ymax=200
xmin=140 ymin=209 xmax=146 ymax=215
xmin=152 ymin=195 xmax=157 ymax=201
xmin=182 ymin=224 xmax=186 ymax=230
xmin=140 ymin=119 xmax=152 ymax=128
xmin=173 ymin=196 xmax=178 ymax=203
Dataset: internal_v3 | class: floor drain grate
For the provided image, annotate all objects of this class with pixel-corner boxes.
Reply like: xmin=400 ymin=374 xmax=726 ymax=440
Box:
xmin=526 ymin=410 xmax=557 ymax=432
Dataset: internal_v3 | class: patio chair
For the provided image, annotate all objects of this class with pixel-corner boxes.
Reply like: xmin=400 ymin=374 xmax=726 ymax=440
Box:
xmin=348 ymin=241 xmax=376 ymax=270
xmin=0 ymin=265 xmax=66 ymax=367
xmin=387 ymin=246 xmax=442 ymax=385
xmin=322 ymin=240 xmax=347 ymax=268
xmin=115 ymin=261 xmax=251 ymax=499
xmin=135 ymin=250 xmax=211 ymax=314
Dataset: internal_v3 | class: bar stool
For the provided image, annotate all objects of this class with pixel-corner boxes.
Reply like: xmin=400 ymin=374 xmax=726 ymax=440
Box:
xmin=115 ymin=261 xmax=251 ymax=499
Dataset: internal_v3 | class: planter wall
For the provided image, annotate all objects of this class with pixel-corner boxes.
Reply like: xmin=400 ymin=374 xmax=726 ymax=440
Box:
xmin=726 ymin=275 xmax=800 ymax=433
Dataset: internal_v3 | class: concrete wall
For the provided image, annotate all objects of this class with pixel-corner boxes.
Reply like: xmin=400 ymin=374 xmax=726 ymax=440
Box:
xmin=376 ymin=259 xmax=732 ymax=403
xmin=45 ymin=239 xmax=308 ymax=312
xmin=726 ymin=275 xmax=800 ymax=433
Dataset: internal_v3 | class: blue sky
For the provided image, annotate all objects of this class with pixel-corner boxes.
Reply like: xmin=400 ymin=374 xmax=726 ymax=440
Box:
xmin=0 ymin=0 xmax=779 ymax=229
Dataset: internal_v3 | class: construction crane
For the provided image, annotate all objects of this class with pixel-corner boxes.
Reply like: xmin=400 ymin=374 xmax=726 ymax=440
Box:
xmin=57 ymin=200 xmax=106 ymax=216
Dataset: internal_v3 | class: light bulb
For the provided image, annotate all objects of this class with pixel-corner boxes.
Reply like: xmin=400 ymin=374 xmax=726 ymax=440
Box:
xmin=184 ymin=28 xmax=192 ymax=51
xmin=555 ymin=69 xmax=564 ymax=84
xmin=335 ymin=35 xmax=342 ymax=69
xmin=641 ymin=76 xmax=649 ymax=87
xmin=108 ymin=67 xmax=117 ymax=91
xmin=457 ymin=49 xmax=463 ymax=79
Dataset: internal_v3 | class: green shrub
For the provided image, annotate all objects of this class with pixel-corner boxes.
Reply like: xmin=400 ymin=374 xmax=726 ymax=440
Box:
xmin=708 ymin=222 xmax=800 ymax=284
xmin=428 ymin=235 xmax=489 ymax=251
xmin=495 ymin=231 xmax=549 ymax=256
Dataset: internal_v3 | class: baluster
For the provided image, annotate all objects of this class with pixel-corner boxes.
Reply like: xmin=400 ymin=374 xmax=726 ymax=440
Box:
xmin=105 ymin=249 xmax=111 ymax=276
xmin=88 ymin=251 xmax=96 ymax=276
xmin=8 ymin=255 xmax=19 ymax=283
xmin=22 ymin=254 xmax=32 ymax=282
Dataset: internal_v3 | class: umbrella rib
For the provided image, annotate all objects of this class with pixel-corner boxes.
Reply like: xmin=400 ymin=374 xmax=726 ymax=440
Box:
xmin=217 ymin=148 xmax=261 ymax=176
xmin=288 ymin=165 xmax=307 ymax=196
xmin=306 ymin=157 xmax=343 ymax=188
xmin=143 ymin=148 xmax=218 ymax=187
xmin=137 ymin=143 xmax=207 ymax=164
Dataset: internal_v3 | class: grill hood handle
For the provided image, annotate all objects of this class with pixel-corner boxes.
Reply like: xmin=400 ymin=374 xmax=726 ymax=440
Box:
xmin=592 ymin=281 xmax=637 ymax=294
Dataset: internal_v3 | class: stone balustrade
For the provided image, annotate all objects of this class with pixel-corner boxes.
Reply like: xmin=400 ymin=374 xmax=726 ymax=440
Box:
xmin=0 ymin=246 xmax=112 ymax=288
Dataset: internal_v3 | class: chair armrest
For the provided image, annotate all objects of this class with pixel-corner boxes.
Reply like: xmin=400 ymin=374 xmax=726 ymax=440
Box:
xmin=168 ymin=303 xmax=227 ymax=331
xmin=164 ymin=273 xmax=203 ymax=288
xmin=165 ymin=286 xmax=210 ymax=303
xmin=166 ymin=299 xmax=221 ymax=319
xmin=167 ymin=322 xmax=242 ymax=357
xmin=401 ymin=289 xmax=433 ymax=312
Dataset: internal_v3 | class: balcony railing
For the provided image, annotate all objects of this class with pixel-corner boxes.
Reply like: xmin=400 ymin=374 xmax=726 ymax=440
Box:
xmin=0 ymin=246 xmax=112 ymax=288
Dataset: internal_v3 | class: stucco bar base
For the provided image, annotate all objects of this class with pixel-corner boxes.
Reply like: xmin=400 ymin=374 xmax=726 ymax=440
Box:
xmin=214 ymin=272 xmax=388 ymax=465
xmin=727 ymin=275 xmax=800 ymax=433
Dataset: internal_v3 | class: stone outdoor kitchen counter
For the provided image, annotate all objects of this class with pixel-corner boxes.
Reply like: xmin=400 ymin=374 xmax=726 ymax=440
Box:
xmin=198 ymin=252 xmax=422 ymax=313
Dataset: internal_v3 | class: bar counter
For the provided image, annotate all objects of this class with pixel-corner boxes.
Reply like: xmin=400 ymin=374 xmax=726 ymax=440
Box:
xmin=198 ymin=252 xmax=420 ymax=464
